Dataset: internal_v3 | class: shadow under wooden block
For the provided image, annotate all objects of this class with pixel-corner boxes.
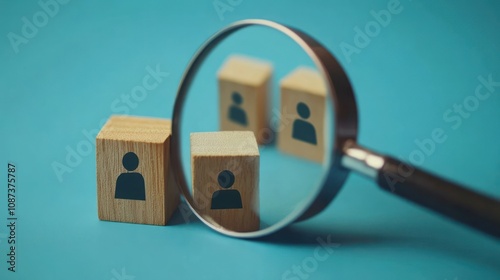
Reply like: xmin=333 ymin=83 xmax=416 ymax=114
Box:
xmin=191 ymin=131 xmax=260 ymax=232
xmin=96 ymin=115 xmax=179 ymax=225
xmin=218 ymin=55 xmax=273 ymax=144
xmin=278 ymin=67 xmax=327 ymax=163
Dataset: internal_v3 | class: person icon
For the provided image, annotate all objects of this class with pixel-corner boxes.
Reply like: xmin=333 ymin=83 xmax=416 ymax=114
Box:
xmin=115 ymin=152 xmax=146 ymax=200
xmin=228 ymin=92 xmax=248 ymax=126
xmin=292 ymin=102 xmax=317 ymax=145
xmin=211 ymin=170 xmax=242 ymax=210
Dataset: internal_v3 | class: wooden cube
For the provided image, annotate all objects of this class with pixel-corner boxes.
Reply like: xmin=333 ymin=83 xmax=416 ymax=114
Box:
xmin=278 ymin=67 xmax=327 ymax=163
xmin=191 ymin=131 xmax=259 ymax=232
xmin=96 ymin=115 xmax=179 ymax=225
xmin=218 ymin=55 xmax=273 ymax=144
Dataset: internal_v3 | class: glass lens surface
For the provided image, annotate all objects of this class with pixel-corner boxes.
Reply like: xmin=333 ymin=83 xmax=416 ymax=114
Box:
xmin=179 ymin=26 xmax=335 ymax=233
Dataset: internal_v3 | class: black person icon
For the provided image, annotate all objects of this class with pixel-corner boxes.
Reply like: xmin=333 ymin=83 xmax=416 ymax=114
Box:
xmin=228 ymin=92 xmax=248 ymax=126
xmin=211 ymin=170 xmax=242 ymax=210
xmin=115 ymin=152 xmax=146 ymax=200
xmin=292 ymin=102 xmax=317 ymax=145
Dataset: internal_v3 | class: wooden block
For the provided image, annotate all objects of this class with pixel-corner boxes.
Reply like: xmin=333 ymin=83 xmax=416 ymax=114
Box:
xmin=278 ymin=67 xmax=327 ymax=163
xmin=96 ymin=115 xmax=179 ymax=225
xmin=218 ymin=55 xmax=273 ymax=144
xmin=191 ymin=131 xmax=259 ymax=232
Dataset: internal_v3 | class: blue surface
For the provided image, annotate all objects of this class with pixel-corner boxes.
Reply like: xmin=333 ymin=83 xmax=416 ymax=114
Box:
xmin=1 ymin=0 xmax=500 ymax=279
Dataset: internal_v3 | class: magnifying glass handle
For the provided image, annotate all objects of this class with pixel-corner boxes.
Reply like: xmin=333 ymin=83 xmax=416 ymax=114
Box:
xmin=343 ymin=144 xmax=500 ymax=239
xmin=377 ymin=156 xmax=500 ymax=238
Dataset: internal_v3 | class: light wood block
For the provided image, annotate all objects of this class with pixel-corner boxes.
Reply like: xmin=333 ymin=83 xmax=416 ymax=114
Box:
xmin=218 ymin=55 xmax=273 ymax=144
xmin=191 ymin=131 xmax=259 ymax=232
xmin=278 ymin=67 xmax=327 ymax=163
xmin=96 ymin=115 xmax=179 ymax=225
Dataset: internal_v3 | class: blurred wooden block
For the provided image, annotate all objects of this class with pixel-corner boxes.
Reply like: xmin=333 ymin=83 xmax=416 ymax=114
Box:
xmin=191 ymin=131 xmax=259 ymax=232
xmin=218 ymin=55 xmax=273 ymax=144
xmin=96 ymin=115 xmax=179 ymax=225
xmin=278 ymin=67 xmax=327 ymax=163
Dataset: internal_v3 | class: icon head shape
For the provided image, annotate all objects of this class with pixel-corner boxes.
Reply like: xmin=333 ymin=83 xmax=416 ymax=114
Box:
xmin=232 ymin=92 xmax=243 ymax=105
xmin=297 ymin=102 xmax=311 ymax=119
xmin=218 ymin=170 xmax=235 ymax=189
xmin=122 ymin=152 xmax=139 ymax=171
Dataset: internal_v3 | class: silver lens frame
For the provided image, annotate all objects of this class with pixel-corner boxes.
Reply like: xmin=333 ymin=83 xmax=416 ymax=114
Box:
xmin=171 ymin=19 xmax=358 ymax=238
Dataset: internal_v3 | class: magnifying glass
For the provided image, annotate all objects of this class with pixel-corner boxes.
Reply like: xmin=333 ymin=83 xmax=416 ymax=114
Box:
xmin=171 ymin=19 xmax=500 ymax=239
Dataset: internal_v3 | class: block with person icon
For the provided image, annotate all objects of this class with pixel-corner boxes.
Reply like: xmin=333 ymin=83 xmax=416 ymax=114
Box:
xmin=278 ymin=67 xmax=327 ymax=163
xmin=191 ymin=131 xmax=260 ymax=232
xmin=218 ymin=55 xmax=273 ymax=144
xmin=96 ymin=115 xmax=179 ymax=225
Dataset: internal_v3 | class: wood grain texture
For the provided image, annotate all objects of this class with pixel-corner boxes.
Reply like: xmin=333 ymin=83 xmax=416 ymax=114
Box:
xmin=278 ymin=67 xmax=327 ymax=163
xmin=191 ymin=131 xmax=260 ymax=232
xmin=96 ymin=115 xmax=179 ymax=225
xmin=218 ymin=55 xmax=273 ymax=144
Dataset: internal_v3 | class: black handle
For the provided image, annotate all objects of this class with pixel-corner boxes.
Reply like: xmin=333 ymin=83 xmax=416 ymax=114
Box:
xmin=377 ymin=156 xmax=500 ymax=238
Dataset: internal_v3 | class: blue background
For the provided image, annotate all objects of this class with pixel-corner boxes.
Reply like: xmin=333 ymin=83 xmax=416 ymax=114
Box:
xmin=1 ymin=0 xmax=500 ymax=279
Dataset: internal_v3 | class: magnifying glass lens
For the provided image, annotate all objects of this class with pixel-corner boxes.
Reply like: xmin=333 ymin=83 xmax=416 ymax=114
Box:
xmin=178 ymin=25 xmax=335 ymax=234
xmin=174 ymin=21 xmax=500 ymax=239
